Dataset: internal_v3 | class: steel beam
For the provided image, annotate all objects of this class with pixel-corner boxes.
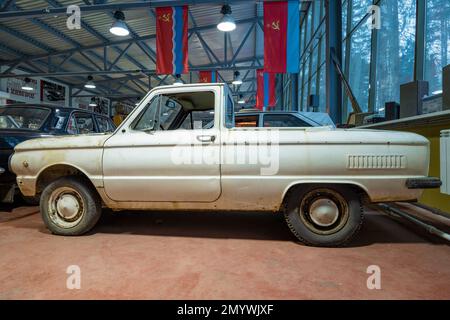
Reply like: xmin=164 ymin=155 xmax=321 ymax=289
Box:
xmin=0 ymin=1 xmax=257 ymax=20
xmin=107 ymin=43 xmax=133 ymax=71
xmin=2 ymin=17 xmax=260 ymax=66
xmin=230 ymin=23 xmax=255 ymax=65
xmin=0 ymin=56 xmax=263 ymax=79
xmin=326 ymin=0 xmax=343 ymax=124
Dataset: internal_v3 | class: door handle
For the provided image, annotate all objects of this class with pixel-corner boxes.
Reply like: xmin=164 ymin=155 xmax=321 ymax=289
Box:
xmin=196 ymin=135 xmax=216 ymax=143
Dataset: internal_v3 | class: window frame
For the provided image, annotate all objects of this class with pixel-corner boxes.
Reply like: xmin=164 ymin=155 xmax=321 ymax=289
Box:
xmin=127 ymin=87 xmax=221 ymax=133
xmin=262 ymin=113 xmax=312 ymax=128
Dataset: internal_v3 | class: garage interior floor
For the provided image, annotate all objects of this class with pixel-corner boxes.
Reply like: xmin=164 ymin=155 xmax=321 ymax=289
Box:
xmin=0 ymin=202 xmax=449 ymax=300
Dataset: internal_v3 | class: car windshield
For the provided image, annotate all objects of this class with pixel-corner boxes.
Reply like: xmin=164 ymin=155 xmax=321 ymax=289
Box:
xmin=0 ymin=107 xmax=51 ymax=130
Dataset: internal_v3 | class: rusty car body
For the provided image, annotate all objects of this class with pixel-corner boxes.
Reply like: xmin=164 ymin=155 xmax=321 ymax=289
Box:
xmin=10 ymin=84 xmax=440 ymax=246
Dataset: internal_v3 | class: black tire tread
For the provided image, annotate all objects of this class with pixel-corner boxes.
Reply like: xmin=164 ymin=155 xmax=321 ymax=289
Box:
xmin=40 ymin=176 xmax=101 ymax=236
xmin=283 ymin=185 xmax=365 ymax=247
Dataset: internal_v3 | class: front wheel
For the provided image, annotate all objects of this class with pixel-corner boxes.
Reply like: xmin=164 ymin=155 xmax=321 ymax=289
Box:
xmin=284 ymin=185 xmax=364 ymax=247
xmin=40 ymin=176 xmax=102 ymax=236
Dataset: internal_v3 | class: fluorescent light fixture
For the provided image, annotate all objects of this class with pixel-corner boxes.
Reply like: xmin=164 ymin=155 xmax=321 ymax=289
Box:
xmin=85 ymin=76 xmax=96 ymax=89
xmin=217 ymin=5 xmax=236 ymax=32
xmin=21 ymin=78 xmax=34 ymax=91
xmin=238 ymin=95 xmax=245 ymax=104
xmin=110 ymin=11 xmax=129 ymax=37
xmin=432 ymin=90 xmax=443 ymax=95
xmin=232 ymin=71 xmax=242 ymax=85
xmin=89 ymin=97 xmax=97 ymax=107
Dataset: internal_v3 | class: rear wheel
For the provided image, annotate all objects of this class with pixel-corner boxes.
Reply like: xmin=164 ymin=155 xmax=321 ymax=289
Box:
xmin=40 ymin=176 xmax=101 ymax=236
xmin=284 ymin=185 xmax=364 ymax=247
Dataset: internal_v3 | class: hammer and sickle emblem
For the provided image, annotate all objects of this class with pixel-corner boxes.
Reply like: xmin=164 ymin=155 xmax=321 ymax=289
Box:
xmin=271 ymin=20 xmax=280 ymax=31
xmin=159 ymin=13 xmax=171 ymax=22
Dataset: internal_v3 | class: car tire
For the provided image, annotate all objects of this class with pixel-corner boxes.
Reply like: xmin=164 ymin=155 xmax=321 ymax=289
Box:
xmin=40 ymin=176 xmax=102 ymax=236
xmin=283 ymin=185 xmax=364 ymax=247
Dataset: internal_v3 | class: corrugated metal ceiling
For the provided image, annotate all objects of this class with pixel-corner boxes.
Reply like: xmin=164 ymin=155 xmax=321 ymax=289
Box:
xmin=0 ymin=0 xmax=308 ymax=98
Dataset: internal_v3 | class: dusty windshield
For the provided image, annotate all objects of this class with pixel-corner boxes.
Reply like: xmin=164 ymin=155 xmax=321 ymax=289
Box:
xmin=0 ymin=107 xmax=50 ymax=130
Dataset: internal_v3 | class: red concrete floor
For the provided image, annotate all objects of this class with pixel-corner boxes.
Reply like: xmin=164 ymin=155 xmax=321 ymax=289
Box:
xmin=0 ymin=203 xmax=449 ymax=300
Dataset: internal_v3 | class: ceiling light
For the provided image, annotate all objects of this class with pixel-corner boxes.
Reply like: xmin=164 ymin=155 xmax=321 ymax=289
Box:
xmin=432 ymin=90 xmax=443 ymax=95
xmin=85 ymin=76 xmax=96 ymax=89
xmin=217 ymin=5 xmax=236 ymax=32
xmin=232 ymin=71 xmax=242 ymax=85
xmin=238 ymin=95 xmax=245 ymax=104
xmin=174 ymin=74 xmax=184 ymax=85
xmin=110 ymin=11 xmax=130 ymax=37
xmin=89 ymin=97 xmax=97 ymax=107
xmin=21 ymin=78 xmax=34 ymax=91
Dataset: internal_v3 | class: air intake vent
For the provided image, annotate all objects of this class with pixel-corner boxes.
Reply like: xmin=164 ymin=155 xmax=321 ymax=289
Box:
xmin=348 ymin=155 xmax=406 ymax=169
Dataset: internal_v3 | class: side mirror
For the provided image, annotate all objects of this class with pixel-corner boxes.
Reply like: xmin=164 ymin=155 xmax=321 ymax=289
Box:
xmin=165 ymin=100 xmax=177 ymax=109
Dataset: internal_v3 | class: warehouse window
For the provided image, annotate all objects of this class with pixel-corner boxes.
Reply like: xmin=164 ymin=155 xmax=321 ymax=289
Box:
xmin=425 ymin=0 xmax=450 ymax=94
xmin=375 ymin=0 xmax=416 ymax=113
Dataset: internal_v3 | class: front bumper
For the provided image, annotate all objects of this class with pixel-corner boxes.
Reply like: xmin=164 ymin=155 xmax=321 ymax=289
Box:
xmin=406 ymin=177 xmax=442 ymax=189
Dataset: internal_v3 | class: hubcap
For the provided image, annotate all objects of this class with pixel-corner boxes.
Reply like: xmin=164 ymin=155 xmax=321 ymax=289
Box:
xmin=299 ymin=188 xmax=349 ymax=235
xmin=309 ymin=198 xmax=339 ymax=227
xmin=56 ymin=194 xmax=80 ymax=220
xmin=48 ymin=187 xmax=85 ymax=228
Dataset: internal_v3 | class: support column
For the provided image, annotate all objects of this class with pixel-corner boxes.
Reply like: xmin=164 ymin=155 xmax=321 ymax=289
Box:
xmin=326 ymin=0 xmax=343 ymax=124
xmin=414 ymin=0 xmax=426 ymax=81
xmin=291 ymin=74 xmax=299 ymax=111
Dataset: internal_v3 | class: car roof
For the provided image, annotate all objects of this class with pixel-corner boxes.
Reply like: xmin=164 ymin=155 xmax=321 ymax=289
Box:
xmin=0 ymin=104 xmax=110 ymax=117
xmin=236 ymin=111 xmax=298 ymax=116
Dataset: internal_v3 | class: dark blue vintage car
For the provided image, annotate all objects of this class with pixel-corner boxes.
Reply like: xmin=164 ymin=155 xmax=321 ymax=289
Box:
xmin=0 ymin=104 xmax=116 ymax=203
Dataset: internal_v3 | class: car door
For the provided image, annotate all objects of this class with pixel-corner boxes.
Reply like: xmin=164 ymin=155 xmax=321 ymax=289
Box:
xmin=102 ymin=86 xmax=222 ymax=202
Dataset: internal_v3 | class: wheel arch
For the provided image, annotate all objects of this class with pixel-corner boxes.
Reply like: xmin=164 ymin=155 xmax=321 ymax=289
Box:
xmin=280 ymin=181 xmax=371 ymax=210
xmin=35 ymin=163 xmax=98 ymax=195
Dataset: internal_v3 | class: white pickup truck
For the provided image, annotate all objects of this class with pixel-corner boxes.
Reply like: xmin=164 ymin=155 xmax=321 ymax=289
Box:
xmin=10 ymin=84 xmax=440 ymax=246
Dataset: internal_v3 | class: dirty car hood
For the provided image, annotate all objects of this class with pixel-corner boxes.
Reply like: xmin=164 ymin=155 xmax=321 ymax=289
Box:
xmin=14 ymin=133 xmax=111 ymax=151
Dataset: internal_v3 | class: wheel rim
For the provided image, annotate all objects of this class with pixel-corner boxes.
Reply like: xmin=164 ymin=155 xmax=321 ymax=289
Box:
xmin=48 ymin=187 xmax=85 ymax=229
xmin=298 ymin=189 xmax=349 ymax=235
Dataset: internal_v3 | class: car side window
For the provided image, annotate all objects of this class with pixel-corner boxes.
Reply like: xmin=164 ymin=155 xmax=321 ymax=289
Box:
xmin=225 ymin=95 xmax=234 ymax=128
xmin=235 ymin=115 xmax=259 ymax=127
xmin=96 ymin=116 xmax=114 ymax=133
xmin=73 ymin=113 xmax=96 ymax=134
xmin=67 ymin=115 xmax=78 ymax=134
xmin=180 ymin=110 xmax=214 ymax=129
xmin=133 ymin=96 xmax=159 ymax=131
xmin=159 ymin=96 xmax=182 ymax=130
xmin=263 ymin=114 xmax=311 ymax=127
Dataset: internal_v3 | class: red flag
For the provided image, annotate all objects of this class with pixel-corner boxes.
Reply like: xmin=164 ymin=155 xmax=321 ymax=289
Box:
xmin=264 ymin=1 xmax=300 ymax=73
xmin=256 ymin=70 xmax=276 ymax=110
xmin=156 ymin=6 xmax=189 ymax=75
xmin=198 ymin=71 xmax=218 ymax=83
